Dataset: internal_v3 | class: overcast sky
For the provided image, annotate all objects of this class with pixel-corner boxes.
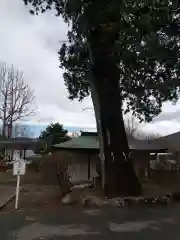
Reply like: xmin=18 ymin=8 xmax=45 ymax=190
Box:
xmin=1 ymin=0 xmax=180 ymax=136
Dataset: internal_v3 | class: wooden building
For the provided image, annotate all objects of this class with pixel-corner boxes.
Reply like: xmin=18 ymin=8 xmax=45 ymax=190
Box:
xmin=53 ymin=132 xmax=167 ymax=184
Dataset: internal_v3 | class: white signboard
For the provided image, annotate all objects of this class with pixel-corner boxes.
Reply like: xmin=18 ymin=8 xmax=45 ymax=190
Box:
xmin=13 ymin=160 xmax=26 ymax=176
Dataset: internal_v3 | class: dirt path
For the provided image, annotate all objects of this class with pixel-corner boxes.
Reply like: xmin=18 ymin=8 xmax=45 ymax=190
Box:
xmin=1 ymin=205 xmax=180 ymax=240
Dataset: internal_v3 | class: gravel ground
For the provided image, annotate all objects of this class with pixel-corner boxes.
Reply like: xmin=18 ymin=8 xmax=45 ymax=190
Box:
xmin=1 ymin=205 xmax=180 ymax=240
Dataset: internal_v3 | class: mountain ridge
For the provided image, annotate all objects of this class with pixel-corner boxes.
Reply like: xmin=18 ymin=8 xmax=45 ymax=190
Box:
xmin=12 ymin=124 xmax=96 ymax=138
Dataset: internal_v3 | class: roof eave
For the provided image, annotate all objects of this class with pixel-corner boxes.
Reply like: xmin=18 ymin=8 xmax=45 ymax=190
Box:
xmin=52 ymin=146 xmax=168 ymax=152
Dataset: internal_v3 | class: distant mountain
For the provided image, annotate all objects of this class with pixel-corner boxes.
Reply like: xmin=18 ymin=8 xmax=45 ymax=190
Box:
xmin=12 ymin=124 xmax=96 ymax=138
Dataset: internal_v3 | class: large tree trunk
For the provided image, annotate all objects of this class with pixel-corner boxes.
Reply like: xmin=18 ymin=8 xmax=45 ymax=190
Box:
xmin=97 ymin=79 xmax=142 ymax=197
xmin=90 ymin=85 xmax=105 ymax=189
xmin=88 ymin=28 xmax=142 ymax=197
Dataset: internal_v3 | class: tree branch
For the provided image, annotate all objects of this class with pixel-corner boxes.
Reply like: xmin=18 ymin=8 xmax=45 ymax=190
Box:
xmin=0 ymin=62 xmax=37 ymax=137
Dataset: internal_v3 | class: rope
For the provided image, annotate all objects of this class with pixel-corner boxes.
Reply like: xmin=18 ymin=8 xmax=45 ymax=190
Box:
xmin=111 ymin=152 xmax=114 ymax=162
xmin=129 ymin=151 xmax=132 ymax=159
xmin=122 ymin=152 xmax=127 ymax=162
xmin=122 ymin=151 xmax=132 ymax=162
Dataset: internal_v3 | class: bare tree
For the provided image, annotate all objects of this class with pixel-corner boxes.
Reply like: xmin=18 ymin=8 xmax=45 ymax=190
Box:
xmin=124 ymin=115 xmax=140 ymax=138
xmin=0 ymin=62 xmax=36 ymax=138
xmin=124 ymin=115 xmax=161 ymax=140
xmin=139 ymin=132 xmax=161 ymax=141
xmin=71 ymin=132 xmax=80 ymax=138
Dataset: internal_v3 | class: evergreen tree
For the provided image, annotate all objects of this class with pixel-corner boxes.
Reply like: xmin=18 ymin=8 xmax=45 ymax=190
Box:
xmin=37 ymin=123 xmax=70 ymax=154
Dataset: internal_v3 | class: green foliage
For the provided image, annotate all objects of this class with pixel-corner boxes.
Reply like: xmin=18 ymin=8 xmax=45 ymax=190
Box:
xmin=38 ymin=123 xmax=70 ymax=153
xmin=39 ymin=123 xmax=68 ymax=140
xmin=59 ymin=0 xmax=180 ymax=122
xmin=23 ymin=0 xmax=180 ymax=122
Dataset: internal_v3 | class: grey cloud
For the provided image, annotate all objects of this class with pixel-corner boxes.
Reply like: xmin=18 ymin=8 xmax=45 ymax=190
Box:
xmin=0 ymin=0 xmax=94 ymax=126
xmin=152 ymin=103 xmax=180 ymax=123
xmin=153 ymin=111 xmax=180 ymax=122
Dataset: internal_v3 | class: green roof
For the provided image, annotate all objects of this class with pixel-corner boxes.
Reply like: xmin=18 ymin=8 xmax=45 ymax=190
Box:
xmin=54 ymin=135 xmax=99 ymax=150
xmin=53 ymin=132 xmax=167 ymax=152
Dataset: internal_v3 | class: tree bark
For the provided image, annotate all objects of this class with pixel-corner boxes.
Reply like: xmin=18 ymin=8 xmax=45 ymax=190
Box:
xmin=95 ymin=78 xmax=142 ymax=197
xmin=88 ymin=29 xmax=142 ymax=197
xmin=90 ymin=85 xmax=105 ymax=189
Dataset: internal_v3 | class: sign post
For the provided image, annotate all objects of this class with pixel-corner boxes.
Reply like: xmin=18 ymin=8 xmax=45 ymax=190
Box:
xmin=12 ymin=159 xmax=26 ymax=210
xmin=15 ymin=174 xmax=20 ymax=210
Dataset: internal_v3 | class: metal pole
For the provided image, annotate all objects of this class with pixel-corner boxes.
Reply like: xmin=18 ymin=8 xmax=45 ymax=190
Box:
xmin=15 ymin=174 xmax=20 ymax=210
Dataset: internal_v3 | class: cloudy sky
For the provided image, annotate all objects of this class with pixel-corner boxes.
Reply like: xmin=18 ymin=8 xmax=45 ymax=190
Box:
xmin=0 ymin=0 xmax=180 ymax=136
